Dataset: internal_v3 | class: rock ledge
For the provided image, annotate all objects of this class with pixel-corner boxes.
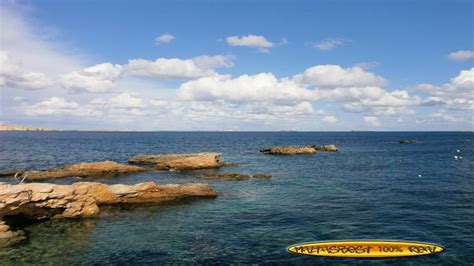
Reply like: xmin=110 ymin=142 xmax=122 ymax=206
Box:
xmin=129 ymin=152 xmax=231 ymax=170
xmin=0 ymin=181 xmax=217 ymax=246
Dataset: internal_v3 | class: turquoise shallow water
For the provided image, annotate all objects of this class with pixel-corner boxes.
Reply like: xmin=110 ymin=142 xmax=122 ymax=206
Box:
xmin=0 ymin=131 xmax=473 ymax=264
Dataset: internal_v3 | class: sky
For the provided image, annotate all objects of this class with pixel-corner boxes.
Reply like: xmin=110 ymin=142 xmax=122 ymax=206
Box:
xmin=0 ymin=0 xmax=473 ymax=131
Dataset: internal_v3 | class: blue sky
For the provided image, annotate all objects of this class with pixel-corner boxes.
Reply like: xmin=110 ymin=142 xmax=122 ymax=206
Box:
xmin=0 ymin=0 xmax=473 ymax=130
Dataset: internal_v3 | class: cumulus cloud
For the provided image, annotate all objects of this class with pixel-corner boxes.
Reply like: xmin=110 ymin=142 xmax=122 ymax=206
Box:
xmin=126 ymin=55 xmax=233 ymax=80
xmin=418 ymin=68 xmax=474 ymax=110
xmin=0 ymin=50 xmax=53 ymax=90
xmin=448 ymin=50 xmax=474 ymax=62
xmin=312 ymin=38 xmax=349 ymax=51
xmin=294 ymin=65 xmax=387 ymax=88
xmin=226 ymin=35 xmax=275 ymax=52
xmin=431 ymin=112 xmax=464 ymax=123
xmin=154 ymin=33 xmax=175 ymax=45
xmin=342 ymin=90 xmax=420 ymax=115
xmin=323 ymin=115 xmax=339 ymax=123
xmin=150 ymin=99 xmax=318 ymax=125
xmin=178 ymin=73 xmax=317 ymax=103
xmin=177 ymin=64 xmax=424 ymax=120
xmin=23 ymin=92 xmax=146 ymax=123
xmin=23 ymin=97 xmax=81 ymax=116
xmin=363 ymin=116 xmax=381 ymax=127
xmin=90 ymin=92 xmax=143 ymax=109
xmin=60 ymin=63 xmax=122 ymax=93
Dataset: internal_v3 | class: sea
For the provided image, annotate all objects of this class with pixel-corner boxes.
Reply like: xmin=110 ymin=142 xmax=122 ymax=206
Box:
xmin=0 ymin=131 xmax=472 ymax=265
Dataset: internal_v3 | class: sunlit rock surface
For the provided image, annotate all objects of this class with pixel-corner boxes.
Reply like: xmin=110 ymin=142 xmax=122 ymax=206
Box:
xmin=0 ymin=181 xmax=217 ymax=246
xmin=129 ymin=152 xmax=229 ymax=170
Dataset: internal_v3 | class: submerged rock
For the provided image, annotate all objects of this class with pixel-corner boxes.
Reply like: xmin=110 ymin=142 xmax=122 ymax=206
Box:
xmin=0 ymin=181 xmax=217 ymax=246
xmin=260 ymin=146 xmax=317 ymax=155
xmin=0 ymin=221 xmax=26 ymax=247
xmin=129 ymin=152 xmax=230 ymax=170
xmin=201 ymin=173 xmax=272 ymax=180
xmin=0 ymin=170 xmax=23 ymax=178
xmin=312 ymin=144 xmax=338 ymax=152
xmin=398 ymin=140 xmax=418 ymax=144
xmin=253 ymin=174 xmax=272 ymax=179
xmin=20 ymin=161 xmax=147 ymax=181
xmin=201 ymin=172 xmax=251 ymax=180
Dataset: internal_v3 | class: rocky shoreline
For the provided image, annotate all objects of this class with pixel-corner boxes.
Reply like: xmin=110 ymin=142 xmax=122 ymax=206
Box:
xmin=0 ymin=146 xmax=334 ymax=247
xmin=0 ymin=181 xmax=217 ymax=246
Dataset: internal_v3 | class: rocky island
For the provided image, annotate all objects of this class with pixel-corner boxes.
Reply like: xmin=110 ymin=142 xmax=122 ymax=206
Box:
xmin=398 ymin=140 xmax=418 ymax=144
xmin=260 ymin=146 xmax=317 ymax=155
xmin=129 ymin=152 xmax=237 ymax=170
xmin=260 ymin=145 xmax=338 ymax=155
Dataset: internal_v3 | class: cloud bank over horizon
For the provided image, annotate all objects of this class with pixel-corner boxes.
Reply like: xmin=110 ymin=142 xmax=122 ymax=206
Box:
xmin=0 ymin=2 xmax=472 ymax=131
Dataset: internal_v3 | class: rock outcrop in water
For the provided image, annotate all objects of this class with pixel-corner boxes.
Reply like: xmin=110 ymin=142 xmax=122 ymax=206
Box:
xmin=19 ymin=161 xmax=147 ymax=181
xmin=0 ymin=181 xmax=217 ymax=246
xmin=129 ymin=152 xmax=233 ymax=170
xmin=260 ymin=145 xmax=338 ymax=154
xmin=260 ymin=146 xmax=317 ymax=155
xmin=398 ymin=140 xmax=418 ymax=144
xmin=311 ymin=144 xmax=338 ymax=152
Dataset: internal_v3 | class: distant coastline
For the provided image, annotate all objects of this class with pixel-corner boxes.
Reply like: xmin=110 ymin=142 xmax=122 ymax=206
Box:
xmin=0 ymin=124 xmax=57 ymax=131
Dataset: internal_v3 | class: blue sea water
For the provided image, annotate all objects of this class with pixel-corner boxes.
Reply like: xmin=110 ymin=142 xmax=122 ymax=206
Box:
xmin=0 ymin=131 xmax=472 ymax=265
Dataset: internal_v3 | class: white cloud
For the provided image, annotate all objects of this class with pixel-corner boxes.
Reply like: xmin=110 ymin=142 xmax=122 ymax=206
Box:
xmin=294 ymin=65 xmax=387 ymax=88
xmin=363 ymin=116 xmax=381 ymax=127
xmin=323 ymin=115 xmax=339 ymax=123
xmin=312 ymin=39 xmax=348 ymax=51
xmin=0 ymin=4 xmax=83 ymax=75
xmin=0 ymin=50 xmax=53 ymax=90
xmin=149 ymin=100 xmax=318 ymax=125
xmin=191 ymin=55 xmax=234 ymax=69
xmin=178 ymin=73 xmax=317 ymax=103
xmin=88 ymin=92 xmax=145 ymax=123
xmin=23 ymin=97 xmax=81 ymax=116
xmin=448 ymin=50 xmax=474 ymax=62
xmin=431 ymin=112 xmax=463 ymax=123
xmin=126 ymin=55 xmax=232 ymax=80
xmin=110 ymin=92 xmax=143 ymax=108
xmin=342 ymin=90 xmax=421 ymax=114
xmin=154 ymin=33 xmax=175 ymax=45
xmin=226 ymin=35 xmax=275 ymax=52
xmin=23 ymin=92 xmax=146 ymax=123
xmin=418 ymin=68 xmax=474 ymax=109
xmin=61 ymin=63 xmax=122 ymax=93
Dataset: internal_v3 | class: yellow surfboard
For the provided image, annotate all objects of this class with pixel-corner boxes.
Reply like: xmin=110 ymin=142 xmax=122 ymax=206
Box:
xmin=288 ymin=240 xmax=444 ymax=258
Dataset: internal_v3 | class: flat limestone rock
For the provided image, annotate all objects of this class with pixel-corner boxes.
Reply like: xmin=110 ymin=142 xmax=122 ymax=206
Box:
xmin=129 ymin=152 xmax=227 ymax=170
xmin=21 ymin=161 xmax=147 ymax=181
xmin=0 ymin=181 xmax=217 ymax=246
xmin=260 ymin=146 xmax=317 ymax=155
xmin=312 ymin=144 xmax=338 ymax=152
